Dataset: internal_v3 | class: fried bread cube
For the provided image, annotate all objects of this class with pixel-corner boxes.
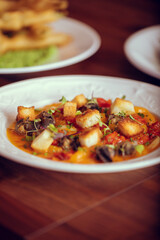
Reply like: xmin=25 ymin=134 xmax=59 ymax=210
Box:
xmin=111 ymin=98 xmax=135 ymax=115
xmin=79 ymin=127 xmax=102 ymax=147
xmin=118 ymin=118 xmax=143 ymax=137
xmin=17 ymin=106 xmax=35 ymax=121
xmin=72 ymin=94 xmax=87 ymax=108
xmin=63 ymin=101 xmax=77 ymax=117
xmin=76 ymin=109 xmax=101 ymax=128
xmin=31 ymin=129 xmax=53 ymax=152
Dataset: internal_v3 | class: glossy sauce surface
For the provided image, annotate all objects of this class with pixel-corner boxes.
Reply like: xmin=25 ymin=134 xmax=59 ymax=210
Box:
xmin=7 ymin=102 xmax=160 ymax=164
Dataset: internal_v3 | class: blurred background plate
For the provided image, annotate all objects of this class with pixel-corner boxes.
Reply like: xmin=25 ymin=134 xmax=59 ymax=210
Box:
xmin=0 ymin=17 xmax=101 ymax=74
xmin=124 ymin=25 xmax=160 ymax=79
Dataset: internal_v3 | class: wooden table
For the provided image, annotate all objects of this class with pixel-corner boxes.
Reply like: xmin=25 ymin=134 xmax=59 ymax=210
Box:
xmin=0 ymin=0 xmax=160 ymax=239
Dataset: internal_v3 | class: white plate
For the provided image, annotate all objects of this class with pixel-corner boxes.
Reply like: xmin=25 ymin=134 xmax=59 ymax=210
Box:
xmin=0 ymin=18 xmax=101 ymax=74
xmin=124 ymin=25 xmax=160 ymax=79
xmin=0 ymin=75 xmax=160 ymax=173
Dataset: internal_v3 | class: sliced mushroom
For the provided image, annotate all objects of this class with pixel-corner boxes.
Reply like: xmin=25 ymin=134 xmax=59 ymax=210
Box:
xmin=107 ymin=114 xmax=123 ymax=125
xmin=116 ymin=141 xmax=136 ymax=157
xmin=96 ymin=145 xmax=115 ymax=162
xmin=58 ymin=135 xmax=80 ymax=151
xmin=15 ymin=118 xmax=36 ymax=135
xmin=36 ymin=111 xmax=55 ymax=128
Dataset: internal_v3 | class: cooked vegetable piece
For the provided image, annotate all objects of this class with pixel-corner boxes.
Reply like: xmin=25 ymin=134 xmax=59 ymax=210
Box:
xmin=15 ymin=118 xmax=36 ymax=135
xmin=96 ymin=145 xmax=115 ymax=162
xmin=31 ymin=129 xmax=53 ymax=152
xmin=135 ymin=145 xmax=144 ymax=154
xmin=83 ymin=102 xmax=99 ymax=111
xmin=104 ymin=131 xmax=126 ymax=145
xmin=36 ymin=111 xmax=55 ymax=128
xmin=97 ymin=98 xmax=111 ymax=108
xmin=58 ymin=135 xmax=80 ymax=151
xmin=116 ymin=141 xmax=136 ymax=156
xmin=147 ymin=136 xmax=160 ymax=151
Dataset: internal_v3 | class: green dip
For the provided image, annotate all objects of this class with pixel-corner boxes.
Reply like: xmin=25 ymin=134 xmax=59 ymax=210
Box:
xmin=0 ymin=46 xmax=58 ymax=68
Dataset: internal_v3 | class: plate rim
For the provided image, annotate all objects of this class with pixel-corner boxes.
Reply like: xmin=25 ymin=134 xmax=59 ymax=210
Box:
xmin=0 ymin=74 xmax=160 ymax=173
xmin=0 ymin=17 xmax=101 ymax=74
xmin=124 ymin=25 xmax=160 ymax=79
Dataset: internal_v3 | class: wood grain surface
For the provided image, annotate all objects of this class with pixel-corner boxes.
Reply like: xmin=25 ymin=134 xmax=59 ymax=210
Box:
xmin=0 ymin=0 xmax=160 ymax=239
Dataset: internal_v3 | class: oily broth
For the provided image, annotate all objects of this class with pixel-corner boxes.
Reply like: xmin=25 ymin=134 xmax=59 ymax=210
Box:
xmin=6 ymin=102 xmax=160 ymax=164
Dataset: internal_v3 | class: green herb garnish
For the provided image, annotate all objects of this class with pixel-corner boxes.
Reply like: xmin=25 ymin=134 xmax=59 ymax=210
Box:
xmin=129 ymin=115 xmax=142 ymax=125
xmin=105 ymin=144 xmax=115 ymax=149
xmin=48 ymin=124 xmax=58 ymax=133
xmin=138 ymin=113 xmax=144 ymax=118
xmin=59 ymin=96 xmax=67 ymax=104
xmin=76 ymin=110 xmax=82 ymax=115
xmin=87 ymin=98 xmax=98 ymax=104
xmin=33 ymin=152 xmax=38 ymax=155
xmin=57 ymin=125 xmax=62 ymax=128
xmin=78 ymin=147 xmax=86 ymax=152
xmin=25 ymin=135 xmax=35 ymax=142
xmin=33 ymin=118 xmax=41 ymax=130
xmin=67 ymin=124 xmax=73 ymax=129
xmin=117 ymin=111 xmax=126 ymax=117
xmin=121 ymin=95 xmax=126 ymax=99
xmin=48 ymin=109 xmax=55 ymax=114
xmin=135 ymin=145 xmax=144 ymax=154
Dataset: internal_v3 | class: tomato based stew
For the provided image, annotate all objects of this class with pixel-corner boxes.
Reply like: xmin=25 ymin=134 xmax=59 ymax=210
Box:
xmin=7 ymin=94 xmax=160 ymax=164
